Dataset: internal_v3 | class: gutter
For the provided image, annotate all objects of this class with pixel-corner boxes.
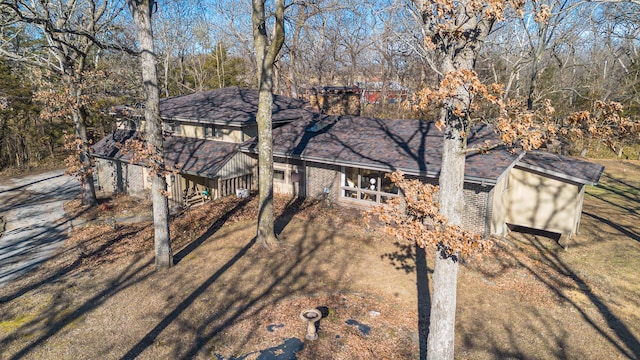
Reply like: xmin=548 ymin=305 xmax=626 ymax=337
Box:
xmin=239 ymin=145 xmax=498 ymax=186
xmin=162 ymin=116 xmax=247 ymax=128
xmin=162 ymin=116 xmax=298 ymax=128
xmin=90 ymin=153 xmax=226 ymax=180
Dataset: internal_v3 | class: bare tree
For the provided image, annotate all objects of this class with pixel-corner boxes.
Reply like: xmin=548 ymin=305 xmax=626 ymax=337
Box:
xmin=154 ymin=0 xmax=197 ymax=96
xmin=252 ymin=0 xmax=285 ymax=248
xmin=282 ymin=0 xmax=347 ymax=96
xmin=516 ymin=0 xmax=591 ymax=110
xmin=0 ymin=0 xmax=128 ymax=205
xmin=211 ymin=0 xmax=256 ymax=87
xmin=334 ymin=1 xmax=377 ymax=86
xmin=0 ymin=60 xmax=41 ymax=170
xmin=127 ymin=0 xmax=172 ymax=269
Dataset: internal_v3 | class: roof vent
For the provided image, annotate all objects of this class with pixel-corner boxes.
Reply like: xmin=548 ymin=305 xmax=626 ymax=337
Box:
xmin=305 ymin=122 xmax=331 ymax=133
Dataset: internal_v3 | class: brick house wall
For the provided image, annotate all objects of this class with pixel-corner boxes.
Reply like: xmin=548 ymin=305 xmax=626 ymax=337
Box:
xmin=400 ymin=175 xmax=492 ymax=236
xmin=304 ymin=162 xmax=341 ymax=202
xmin=462 ymin=183 xmax=493 ymax=236
xmin=297 ymin=160 xmax=493 ymax=236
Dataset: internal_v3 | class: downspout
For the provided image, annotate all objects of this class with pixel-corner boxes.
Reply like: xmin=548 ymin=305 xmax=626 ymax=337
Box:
xmin=574 ymin=184 xmax=586 ymax=235
xmin=484 ymin=185 xmax=493 ymax=238
xmin=303 ymin=160 xmax=307 ymax=198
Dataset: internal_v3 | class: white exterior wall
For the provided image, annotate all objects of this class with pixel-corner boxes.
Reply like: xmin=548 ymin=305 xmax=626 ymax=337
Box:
xmin=490 ymin=174 xmax=510 ymax=237
xmin=178 ymin=124 xmax=243 ymax=143
xmin=505 ymin=167 xmax=583 ymax=235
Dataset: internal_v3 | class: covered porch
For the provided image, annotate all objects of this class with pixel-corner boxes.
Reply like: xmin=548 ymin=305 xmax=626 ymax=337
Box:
xmin=92 ymin=130 xmax=256 ymax=208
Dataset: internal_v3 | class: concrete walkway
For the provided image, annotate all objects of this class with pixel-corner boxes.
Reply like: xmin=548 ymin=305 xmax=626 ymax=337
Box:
xmin=0 ymin=170 xmax=80 ymax=287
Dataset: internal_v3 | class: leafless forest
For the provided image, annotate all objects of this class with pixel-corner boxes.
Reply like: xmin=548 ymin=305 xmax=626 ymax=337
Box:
xmin=0 ymin=0 xmax=638 ymax=168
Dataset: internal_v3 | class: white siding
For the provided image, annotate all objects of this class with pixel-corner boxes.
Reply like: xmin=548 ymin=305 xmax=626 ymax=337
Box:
xmin=505 ymin=167 xmax=582 ymax=235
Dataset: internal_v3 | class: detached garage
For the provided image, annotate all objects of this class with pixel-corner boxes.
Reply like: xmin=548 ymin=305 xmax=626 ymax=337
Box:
xmin=492 ymin=152 xmax=604 ymax=237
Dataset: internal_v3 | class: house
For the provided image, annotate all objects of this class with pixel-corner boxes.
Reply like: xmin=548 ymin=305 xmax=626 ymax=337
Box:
xmin=93 ymin=86 xmax=604 ymax=238
xmin=239 ymin=114 xmax=602 ymax=237
xmin=357 ymin=81 xmax=410 ymax=105
xmin=92 ymin=87 xmax=313 ymax=207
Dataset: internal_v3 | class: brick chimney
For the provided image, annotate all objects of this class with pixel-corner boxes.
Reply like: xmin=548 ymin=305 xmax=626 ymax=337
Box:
xmin=306 ymin=86 xmax=361 ymax=116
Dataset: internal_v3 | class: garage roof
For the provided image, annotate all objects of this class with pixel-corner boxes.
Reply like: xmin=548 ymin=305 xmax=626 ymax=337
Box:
xmin=516 ymin=151 xmax=604 ymax=185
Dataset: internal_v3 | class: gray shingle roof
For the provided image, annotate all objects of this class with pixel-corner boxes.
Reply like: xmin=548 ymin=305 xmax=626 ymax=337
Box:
xmin=516 ymin=151 xmax=604 ymax=185
xmin=92 ymin=130 xmax=238 ymax=177
xmin=242 ymin=115 xmax=520 ymax=184
xmin=101 ymin=88 xmax=604 ymax=188
xmin=159 ymin=86 xmax=312 ymax=126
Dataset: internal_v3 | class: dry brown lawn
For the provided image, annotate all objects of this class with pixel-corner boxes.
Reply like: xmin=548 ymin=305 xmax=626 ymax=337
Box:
xmin=1 ymin=159 xmax=639 ymax=360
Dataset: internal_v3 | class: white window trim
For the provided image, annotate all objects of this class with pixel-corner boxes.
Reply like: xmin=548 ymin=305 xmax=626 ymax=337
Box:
xmin=340 ymin=166 xmax=399 ymax=204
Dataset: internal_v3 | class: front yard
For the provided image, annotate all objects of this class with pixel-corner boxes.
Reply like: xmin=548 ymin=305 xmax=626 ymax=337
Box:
xmin=0 ymin=160 xmax=638 ymax=359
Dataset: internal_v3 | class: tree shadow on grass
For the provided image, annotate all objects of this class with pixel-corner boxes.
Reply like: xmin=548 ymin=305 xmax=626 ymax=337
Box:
xmin=472 ymin=229 xmax=640 ymax=359
xmin=2 ymin=252 xmax=154 ymax=360
xmin=583 ymin=211 xmax=640 ymax=243
xmin=381 ymin=241 xmax=431 ymax=360
xmin=121 ymin=236 xmax=258 ymax=359
xmin=586 ymin=170 xmax=640 ymax=224
xmin=0 ymin=203 xmax=135 ymax=302
xmin=2 ymin=198 xmax=403 ymax=359
xmin=213 ymin=337 xmax=303 ymax=360
xmin=180 ymin=222 xmax=347 ymax=359
xmin=173 ymin=196 xmax=253 ymax=265
xmin=274 ymin=196 xmax=316 ymax=236
xmin=586 ymin=190 xmax=640 ymax=218
xmin=119 ymin=210 xmax=353 ymax=359
xmin=599 ymin=172 xmax=640 ymax=201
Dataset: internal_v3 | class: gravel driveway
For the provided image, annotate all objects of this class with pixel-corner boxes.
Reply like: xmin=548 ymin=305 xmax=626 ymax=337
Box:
xmin=0 ymin=170 xmax=80 ymax=287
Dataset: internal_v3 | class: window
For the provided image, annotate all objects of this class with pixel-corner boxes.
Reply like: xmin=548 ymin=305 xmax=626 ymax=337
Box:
xmin=341 ymin=167 xmax=398 ymax=204
xmin=274 ymin=169 xmax=286 ymax=181
xmin=164 ymin=122 xmax=180 ymax=135
xmin=205 ymin=124 xmax=223 ymax=139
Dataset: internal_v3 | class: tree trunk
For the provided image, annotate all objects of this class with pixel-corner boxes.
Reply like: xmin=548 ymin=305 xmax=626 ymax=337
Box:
xmin=427 ymin=250 xmax=459 ymax=360
xmin=427 ymin=127 xmax=465 ymax=360
xmin=163 ymin=53 xmax=170 ymax=97
xmin=256 ymin=84 xmax=278 ymax=247
xmin=527 ymin=59 xmax=539 ymax=111
xmin=252 ymin=0 xmax=285 ymax=248
xmin=128 ymin=0 xmax=173 ymax=269
xmin=425 ymin=44 xmax=473 ymax=357
xmin=273 ymin=62 xmax=280 ymax=95
xmin=69 ymin=79 xmax=97 ymax=206
xmin=288 ymin=50 xmax=298 ymax=98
